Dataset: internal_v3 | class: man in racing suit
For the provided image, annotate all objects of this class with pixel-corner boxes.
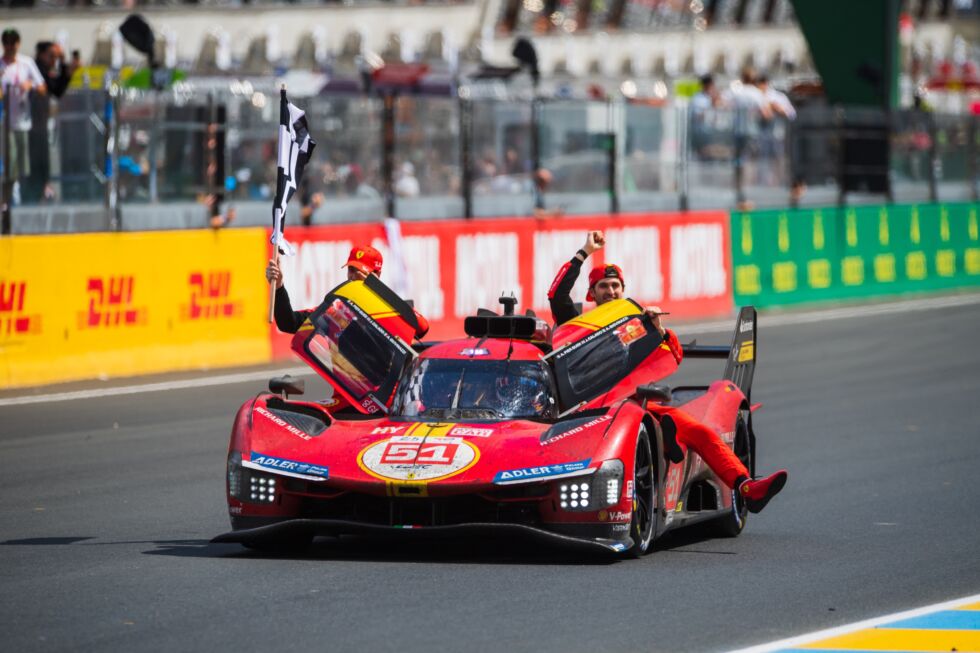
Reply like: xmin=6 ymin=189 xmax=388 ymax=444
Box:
xmin=266 ymin=244 xmax=430 ymax=339
xmin=548 ymin=230 xmax=786 ymax=513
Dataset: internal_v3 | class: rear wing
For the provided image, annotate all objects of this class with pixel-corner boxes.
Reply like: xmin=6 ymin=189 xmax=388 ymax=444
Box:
xmin=682 ymin=306 xmax=757 ymax=402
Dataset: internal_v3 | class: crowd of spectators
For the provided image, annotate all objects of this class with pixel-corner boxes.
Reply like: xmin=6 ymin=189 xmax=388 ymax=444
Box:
xmin=690 ymin=66 xmax=798 ymax=207
xmin=0 ymin=28 xmax=79 ymax=232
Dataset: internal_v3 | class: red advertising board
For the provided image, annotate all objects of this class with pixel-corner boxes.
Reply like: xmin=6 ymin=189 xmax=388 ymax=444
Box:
xmin=268 ymin=212 xmax=732 ymax=357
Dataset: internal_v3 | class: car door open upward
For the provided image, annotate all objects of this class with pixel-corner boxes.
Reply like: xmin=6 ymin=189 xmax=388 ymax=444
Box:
xmin=291 ymin=275 xmax=418 ymax=415
xmin=545 ymin=298 xmax=676 ymax=415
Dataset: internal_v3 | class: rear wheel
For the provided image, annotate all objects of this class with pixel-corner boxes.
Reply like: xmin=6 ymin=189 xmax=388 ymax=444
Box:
xmin=626 ymin=426 xmax=657 ymax=557
xmin=709 ymin=411 xmax=751 ymax=537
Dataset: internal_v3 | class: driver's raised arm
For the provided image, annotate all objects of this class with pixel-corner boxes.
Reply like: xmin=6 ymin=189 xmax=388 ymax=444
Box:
xmin=548 ymin=230 xmax=604 ymax=326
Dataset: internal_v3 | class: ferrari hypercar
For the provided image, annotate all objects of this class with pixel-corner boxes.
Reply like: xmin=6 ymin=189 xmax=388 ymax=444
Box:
xmin=213 ymin=276 xmax=759 ymax=557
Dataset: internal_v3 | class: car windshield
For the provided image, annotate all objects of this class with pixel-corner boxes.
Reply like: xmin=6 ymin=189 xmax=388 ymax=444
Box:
xmin=392 ymin=358 xmax=557 ymax=420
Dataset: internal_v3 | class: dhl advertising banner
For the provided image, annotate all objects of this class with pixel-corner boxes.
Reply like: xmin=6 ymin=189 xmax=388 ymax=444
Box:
xmin=732 ymin=203 xmax=980 ymax=306
xmin=0 ymin=229 xmax=270 ymax=388
xmin=271 ymin=212 xmax=732 ymax=355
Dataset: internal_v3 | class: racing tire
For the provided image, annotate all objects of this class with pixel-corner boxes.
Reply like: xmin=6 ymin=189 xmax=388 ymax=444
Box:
xmin=708 ymin=411 xmax=751 ymax=538
xmin=625 ymin=426 xmax=657 ymax=558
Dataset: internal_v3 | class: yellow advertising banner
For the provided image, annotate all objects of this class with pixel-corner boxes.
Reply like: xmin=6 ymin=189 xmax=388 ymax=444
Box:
xmin=0 ymin=229 xmax=271 ymax=389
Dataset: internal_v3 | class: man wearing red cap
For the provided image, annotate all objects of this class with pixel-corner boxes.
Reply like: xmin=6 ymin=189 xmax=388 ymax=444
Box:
xmin=548 ymin=230 xmax=787 ymax=514
xmin=266 ymin=244 xmax=429 ymax=338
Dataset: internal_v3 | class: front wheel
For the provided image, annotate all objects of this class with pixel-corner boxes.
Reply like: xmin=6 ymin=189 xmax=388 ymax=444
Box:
xmin=626 ymin=426 xmax=657 ymax=557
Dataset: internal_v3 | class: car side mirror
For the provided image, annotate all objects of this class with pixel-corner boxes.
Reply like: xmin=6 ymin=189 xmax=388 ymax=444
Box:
xmin=269 ymin=375 xmax=305 ymax=398
xmin=636 ymin=383 xmax=672 ymax=404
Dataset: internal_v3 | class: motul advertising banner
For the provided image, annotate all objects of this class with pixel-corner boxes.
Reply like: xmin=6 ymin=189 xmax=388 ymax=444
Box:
xmin=270 ymin=212 xmax=732 ymax=355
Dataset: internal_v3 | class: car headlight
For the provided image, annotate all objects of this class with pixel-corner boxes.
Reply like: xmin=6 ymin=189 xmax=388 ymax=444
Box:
xmin=227 ymin=451 xmax=243 ymax=498
xmin=558 ymin=480 xmax=593 ymax=510
xmin=248 ymin=474 xmax=278 ymax=504
xmin=227 ymin=451 xmax=279 ymax=504
xmin=557 ymin=460 xmax=624 ymax=512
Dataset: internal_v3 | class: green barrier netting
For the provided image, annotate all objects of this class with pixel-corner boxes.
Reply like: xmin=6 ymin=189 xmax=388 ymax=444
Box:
xmin=732 ymin=203 xmax=980 ymax=306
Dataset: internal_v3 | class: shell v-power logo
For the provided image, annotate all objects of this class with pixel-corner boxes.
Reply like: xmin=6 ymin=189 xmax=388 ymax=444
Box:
xmin=0 ymin=280 xmax=42 ymax=338
xmin=182 ymin=271 xmax=242 ymax=320
xmin=78 ymin=276 xmax=148 ymax=329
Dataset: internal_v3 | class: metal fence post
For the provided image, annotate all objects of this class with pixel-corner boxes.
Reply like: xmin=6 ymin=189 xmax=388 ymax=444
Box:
xmin=927 ymin=111 xmax=938 ymax=203
xmin=460 ymin=96 xmax=472 ymax=219
xmin=104 ymin=84 xmax=121 ymax=230
xmin=677 ymin=102 xmax=689 ymax=212
xmin=607 ymin=131 xmax=618 ymax=215
xmin=836 ymin=106 xmax=846 ymax=207
xmin=382 ymin=92 xmax=395 ymax=218
xmin=734 ymin=105 xmax=746 ymax=208
xmin=531 ymin=97 xmax=541 ymax=177
xmin=1 ymin=92 xmax=9 ymax=234
xmin=969 ymin=114 xmax=978 ymax=202
xmin=607 ymin=99 xmax=620 ymax=215
xmin=148 ymin=91 xmax=160 ymax=203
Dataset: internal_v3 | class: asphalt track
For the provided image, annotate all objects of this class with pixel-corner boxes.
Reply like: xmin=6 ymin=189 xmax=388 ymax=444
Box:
xmin=2 ymin=294 xmax=980 ymax=652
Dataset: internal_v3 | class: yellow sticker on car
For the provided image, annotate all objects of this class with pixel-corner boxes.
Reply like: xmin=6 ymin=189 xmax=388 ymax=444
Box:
xmin=738 ymin=341 xmax=754 ymax=362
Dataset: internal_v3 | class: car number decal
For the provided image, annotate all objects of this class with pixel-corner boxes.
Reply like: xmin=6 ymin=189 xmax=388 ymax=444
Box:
xmin=358 ymin=436 xmax=480 ymax=482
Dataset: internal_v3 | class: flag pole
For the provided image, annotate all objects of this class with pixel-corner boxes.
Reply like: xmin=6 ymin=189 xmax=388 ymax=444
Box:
xmin=268 ymin=84 xmax=287 ymax=324
xmin=268 ymin=218 xmax=279 ymax=323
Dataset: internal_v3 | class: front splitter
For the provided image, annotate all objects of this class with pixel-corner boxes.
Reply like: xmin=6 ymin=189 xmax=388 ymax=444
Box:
xmin=212 ymin=518 xmax=631 ymax=555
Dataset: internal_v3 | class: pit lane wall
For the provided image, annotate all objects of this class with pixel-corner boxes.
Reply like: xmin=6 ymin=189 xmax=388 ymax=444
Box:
xmin=732 ymin=203 xmax=980 ymax=307
xmin=0 ymin=229 xmax=271 ymax=388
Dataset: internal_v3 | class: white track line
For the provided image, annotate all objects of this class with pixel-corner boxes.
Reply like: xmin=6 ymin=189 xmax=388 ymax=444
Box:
xmin=683 ymin=292 xmax=980 ymax=335
xmin=0 ymin=366 xmax=311 ymax=407
xmin=3 ymin=292 xmax=979 ymax=407
xmin=726 ymin=592 xmax=980 ymax=652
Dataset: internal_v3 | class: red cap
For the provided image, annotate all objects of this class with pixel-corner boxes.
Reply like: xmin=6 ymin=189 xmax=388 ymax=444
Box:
xmin=586 ymin=263 xmax=624 ymax=302
xmin=343 ymin=245 xmax=383 ymax=276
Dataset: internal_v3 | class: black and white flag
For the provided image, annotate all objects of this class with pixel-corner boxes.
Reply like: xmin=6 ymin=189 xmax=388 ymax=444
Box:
xmin=271 ymin=87 xmax=316 ymax=256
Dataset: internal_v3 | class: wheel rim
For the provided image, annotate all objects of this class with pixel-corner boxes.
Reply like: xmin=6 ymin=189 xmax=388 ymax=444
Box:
xmin=633 ymin=432 xmax=655 ymax=545
xmin=732 ymin=413 xmax=750 ymax=523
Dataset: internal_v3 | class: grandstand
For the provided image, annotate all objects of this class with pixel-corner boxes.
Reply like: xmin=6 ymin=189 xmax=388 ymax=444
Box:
xmin=1 ymin=0 xmax=977 ymax=232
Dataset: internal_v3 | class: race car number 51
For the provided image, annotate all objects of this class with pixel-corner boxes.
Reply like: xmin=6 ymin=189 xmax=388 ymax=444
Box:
xmin=381 ymin=441 xmax=459 ymax=465
xmin=358 ymin=436 xmax=480 ymax=482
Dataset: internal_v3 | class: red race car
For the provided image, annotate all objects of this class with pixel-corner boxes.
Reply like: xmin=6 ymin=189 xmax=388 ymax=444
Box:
xmin=214 ymin=276 xmax=759 ymax=557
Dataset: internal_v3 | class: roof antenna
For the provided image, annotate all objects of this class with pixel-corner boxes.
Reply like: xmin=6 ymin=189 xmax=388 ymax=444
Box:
xmin=498 ymin=292 xmax=518 ymax=316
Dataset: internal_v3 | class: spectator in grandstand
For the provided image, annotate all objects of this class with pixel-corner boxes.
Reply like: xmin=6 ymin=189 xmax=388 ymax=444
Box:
xmin=299 ymin=191 xmax=323 ymax=227
xmin=532 ymin=168 xmax=562 ymax=218
xmin=34 ymin=41 xmax=77 ymax=99
xmin=690 ymin=74 xmax=725 ymax=161
xmin=23 ymin=41 xmax=79 ymax=204
xmin=394 ymin=161 xmax=421 ymax=197
xmin=723 ymin=66 xmax=772 ymax=209
xmin=1 ymin=29 xmax=46 ymax=226
xmin=297 ymin=172 xmax=324 ymax=227
xmin=503 ymin=147 xmax=526 ymax=175
xmin=756 ymin=74 xmax=796 ymax=120
xmin=691 ymin=74 xmax=722 ymax=116
xmin=754 ymin=74 xmax=795 ymax=186
xmin=343 ymin=163 xmax=380 ymax=199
